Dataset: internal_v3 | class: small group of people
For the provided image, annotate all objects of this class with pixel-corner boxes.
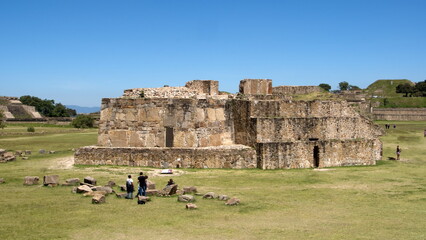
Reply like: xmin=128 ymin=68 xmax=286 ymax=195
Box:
xmin=125 ymin=173 xmax=176 ymax=199
xmin=125 ymin=172 xmax=148 ymax=199
xmin=384 ymin=124 xmax=396 ymax=129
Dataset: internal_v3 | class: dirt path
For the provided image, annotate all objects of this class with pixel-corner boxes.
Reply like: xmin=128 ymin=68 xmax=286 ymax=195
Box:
xmin=49 ymin=155 xmax=75 ymax=170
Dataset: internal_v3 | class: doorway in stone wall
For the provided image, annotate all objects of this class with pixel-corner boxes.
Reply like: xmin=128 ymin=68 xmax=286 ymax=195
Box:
xmin=165 ymin=127 xmax=174 ymax=147
xmin=313 ymin=146 xmax=320 ymax=168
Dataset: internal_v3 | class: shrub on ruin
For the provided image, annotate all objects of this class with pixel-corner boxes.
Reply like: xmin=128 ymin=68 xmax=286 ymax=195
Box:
xmin=27 ymin=126 xmax=35 ymax=132
xmin=318 ymin=83 xmax=331 ymax=92
xmin=71 ymin=115 xmax=94 ymax=128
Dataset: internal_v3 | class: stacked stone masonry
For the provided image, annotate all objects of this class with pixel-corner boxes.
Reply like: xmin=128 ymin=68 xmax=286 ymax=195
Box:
xmin=75 ymin=79 xmax=384 ymax=169
xmin=373 ymin=108 xmax=426 ymax=121
xmin=272 ymin=86 xmax=322 ymax=95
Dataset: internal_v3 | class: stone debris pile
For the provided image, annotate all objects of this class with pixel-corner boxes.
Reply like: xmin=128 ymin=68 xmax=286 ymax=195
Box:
xmin=0 ymin=149 xmax=16 ymax=163
xmin=16 ymin=173 xmax=241 ymax=208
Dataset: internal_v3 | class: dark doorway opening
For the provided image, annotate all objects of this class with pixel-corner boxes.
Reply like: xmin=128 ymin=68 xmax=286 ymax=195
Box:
xmin=313 ymin=146 xmax=320 ymax=168
xmin=165 ymin=127 xmax=174 ymax=147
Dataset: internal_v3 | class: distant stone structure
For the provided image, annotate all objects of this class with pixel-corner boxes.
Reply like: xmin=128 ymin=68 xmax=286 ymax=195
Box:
xmin=75 ymin=79 xmax=383 ymax=169
xmin=0 ymin=96 xmax=42 ymax=120
xmin=373 ymin=108 xmax=426 ymax=121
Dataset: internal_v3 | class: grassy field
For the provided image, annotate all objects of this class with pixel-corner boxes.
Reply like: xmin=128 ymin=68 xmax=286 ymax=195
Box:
xmin=0 ymin=122 xmax=425 ymax=240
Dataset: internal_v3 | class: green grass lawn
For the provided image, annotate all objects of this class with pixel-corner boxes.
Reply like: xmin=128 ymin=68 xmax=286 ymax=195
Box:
xmin=0 ymin=122 xmax=425 ymax=240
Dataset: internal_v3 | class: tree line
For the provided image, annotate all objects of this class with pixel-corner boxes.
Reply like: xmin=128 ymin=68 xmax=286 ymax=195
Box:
xmin=19 ymin=95 xmax=77 ymax=117
xmin=395 ymin=80 xmax=426 ymax=97
xmin=318 ymin=81 xmax=360 ymax=92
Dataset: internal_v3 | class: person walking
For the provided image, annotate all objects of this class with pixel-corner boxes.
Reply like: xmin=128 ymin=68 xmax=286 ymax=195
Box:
xmin=125 ymin=175 xmax=134 ymax=199
xmin=137 ymin=172 xmax=148 ymax=197
xmin=396 ymin=145 xmax=401 ymax=160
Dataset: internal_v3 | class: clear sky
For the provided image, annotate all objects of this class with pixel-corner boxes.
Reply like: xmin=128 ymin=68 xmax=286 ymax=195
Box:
xmin=1 ymin=0 xmax=425 ymax=107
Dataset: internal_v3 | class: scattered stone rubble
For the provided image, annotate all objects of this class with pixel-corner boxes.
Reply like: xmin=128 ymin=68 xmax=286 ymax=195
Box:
xmin=24 ymin=176 xmax=39 ymax=185
xmin=0 ymin=149 xmax=16 ymax=163
xmin=18 ymin=173 xmax=241 ymax=207
xmin=43 ymin=175 xmax=59 ymax=187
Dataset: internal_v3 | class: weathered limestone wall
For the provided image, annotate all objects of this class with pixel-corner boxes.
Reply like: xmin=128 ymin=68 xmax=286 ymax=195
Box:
xmin=255 ymin=117 xmax=381 ymax=142
xmin=373 ymin=108 xmax=426 ymax=121
xmin=239 ymin=79 xmax=272 ymax=95
xmin=257 ymin=139 xmax=381 ymax=169
xmin=98 ymin=98 xmax=234 ymax=148
xmin=123 ymin=87 xmax=198 ymax=99
xmin=272 ymin=86 xmax=322 ymax=95
xmin=75 ymin=145 xmax=257 ymax=169
xmin=249 ymin=100 xmax=355 ymax=118
xmin=185 ymin=80 xmax=219 ymax=96
xmin=231 ymin=100 xmax=257 ymax=148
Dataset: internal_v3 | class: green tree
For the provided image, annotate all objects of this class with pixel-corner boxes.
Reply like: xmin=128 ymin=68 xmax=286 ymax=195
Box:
xmin=338 ymin=81 xmax=349 ymax=91
xmin=349 ymin=85 xmax=361 ymax=90
xmin=71 ymin=115 xmax=94 ymax=128
xmin=318 ymin=83 xmax=331 ymax=92
xmin=52 ymin=103 xmax=69 ymax=117
xmin=396 ymin=83 xmax=415 ymax=97
xmin=19 ymin=95 xmax=75 ymax=117
xmin=414 ymin=80 xmax=426 ymax=96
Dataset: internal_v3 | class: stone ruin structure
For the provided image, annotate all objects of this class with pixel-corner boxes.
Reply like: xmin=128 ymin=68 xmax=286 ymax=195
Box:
xmin=75 ymin=79 xmax=383 ymax=169
xmin=0 ymin=96 xmax=42 ymax=120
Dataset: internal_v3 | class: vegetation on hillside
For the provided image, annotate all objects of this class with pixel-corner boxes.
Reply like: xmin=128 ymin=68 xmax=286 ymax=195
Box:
xmin=19 ymin=95 xmax=77 ymax=117
xmin=366 ymin=79 xmax=426 ymax=108
xmin=396 ymin=80 xmax=426 ymax=97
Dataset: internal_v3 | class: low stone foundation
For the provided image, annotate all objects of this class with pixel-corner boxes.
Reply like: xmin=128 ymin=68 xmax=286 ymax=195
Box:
xmin=74 ymin=145 xmax=257 ymax=169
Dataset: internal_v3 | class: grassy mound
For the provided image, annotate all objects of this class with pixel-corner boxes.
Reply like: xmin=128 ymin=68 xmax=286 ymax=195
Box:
xmin=366 ymin=79 xmax=414 ymax=98
xmin=366 ymin=79 xmax=426 ymax=108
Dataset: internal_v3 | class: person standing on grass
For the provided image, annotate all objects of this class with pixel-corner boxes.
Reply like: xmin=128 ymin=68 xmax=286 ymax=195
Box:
xmin=424 ymin=129 xmax=426 ymax=137
xmin=125 ymin=175 xmax=134 ymax=199
xmin=137 ymin=172 xmax=148 ymax=197
xmin=396 ymin=145 xmax=401 ymax=160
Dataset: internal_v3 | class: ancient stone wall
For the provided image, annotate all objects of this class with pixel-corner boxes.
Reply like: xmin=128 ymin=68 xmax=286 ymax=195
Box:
xmin=75 ymin=145 xmax=257 ymax=169
xmin=248 ymin=100 xmax=356 ymax=118
xmin=231 ymin=100 xmax=257 ymax=148
xmin=272 ymin=86 xmax=322 ymax=95
xmin=123 ymin=87 xmax=198 ymax=99
xmin=239 ymin=79 xmax=272 ymax=95
xmin=257 ymin=139 xmax=381 ymax=169
xmin=185 ymin=80 xmax=219 ymax=96
xmin=255 ymin=117 xmax=381 ymax=142
xmin=98 ymin=98 xmax=234 ymax=148
xmin=373 ymin=108 xmax=426 ymax=121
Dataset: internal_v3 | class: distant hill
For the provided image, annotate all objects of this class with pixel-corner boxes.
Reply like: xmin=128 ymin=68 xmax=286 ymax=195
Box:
xmin=66 ymin=105 xmax=100 ymax=114
xmin=365 ymin=79 xmax=426 ymax=108
xmin=366 ymin=79 xmax=414 ymax=97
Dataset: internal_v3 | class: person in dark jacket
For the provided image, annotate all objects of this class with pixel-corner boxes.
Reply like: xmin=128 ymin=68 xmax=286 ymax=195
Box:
xmin=125 ymin=175 xmax=134 ymax=199
xmin=137 ymin=172 xmax=148 ymax=197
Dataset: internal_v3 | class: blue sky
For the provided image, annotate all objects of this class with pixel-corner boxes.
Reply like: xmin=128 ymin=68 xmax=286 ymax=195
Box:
xmin=1 ymin=0 xmax=425 ymax=107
